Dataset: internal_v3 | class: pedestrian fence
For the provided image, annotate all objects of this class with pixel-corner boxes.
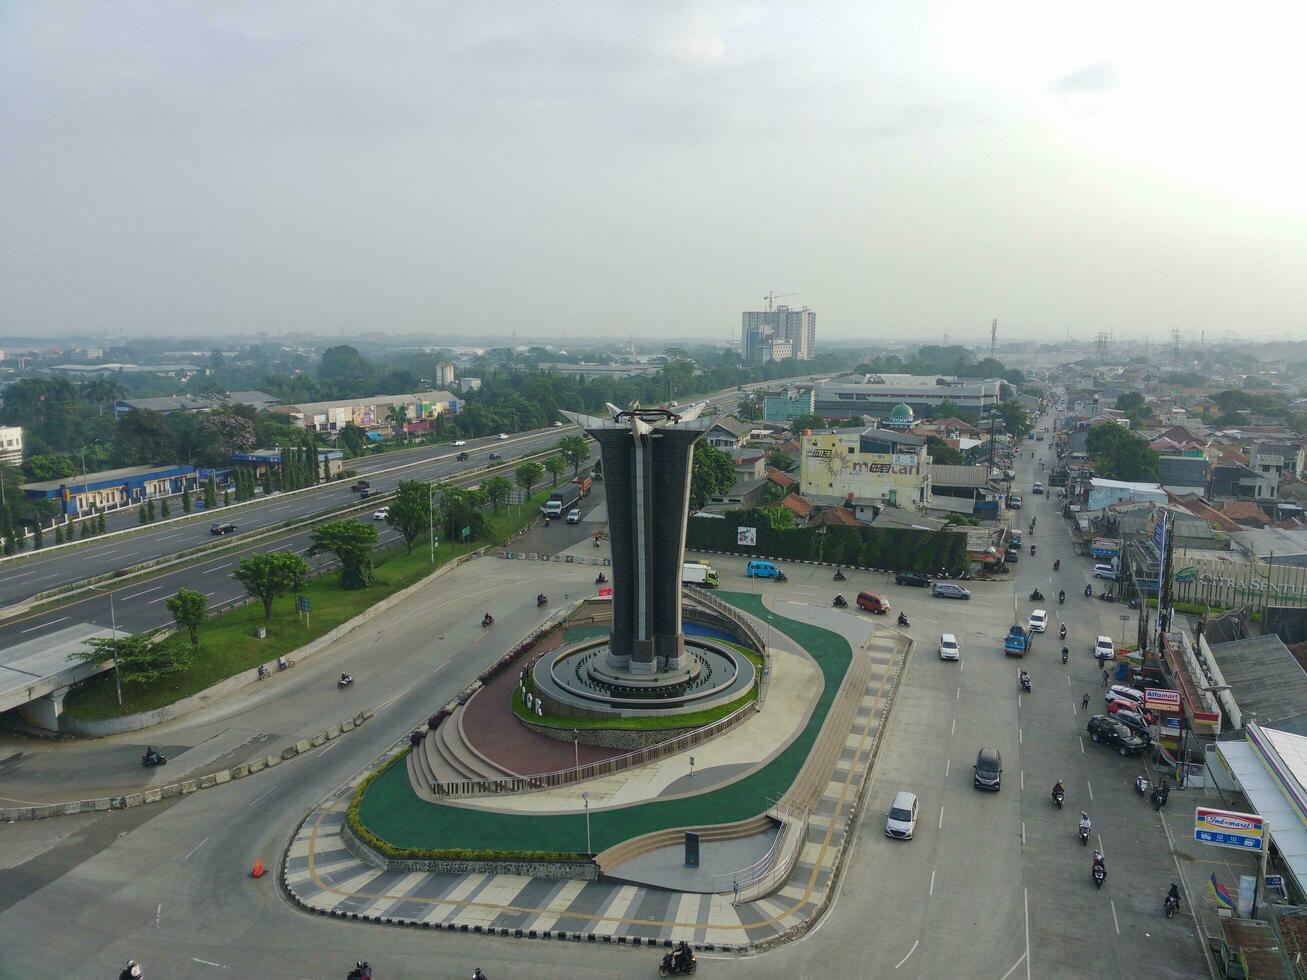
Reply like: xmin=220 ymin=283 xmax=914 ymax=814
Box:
xmin=711 ymin=796 xmax=811 ymax=901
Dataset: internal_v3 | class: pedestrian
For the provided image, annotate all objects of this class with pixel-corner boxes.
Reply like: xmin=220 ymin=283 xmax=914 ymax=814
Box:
xmin=1081 ymin=692 xmax=1089 ymax=710
xmin=1102 ymin=668 xmax=1110 ymax=686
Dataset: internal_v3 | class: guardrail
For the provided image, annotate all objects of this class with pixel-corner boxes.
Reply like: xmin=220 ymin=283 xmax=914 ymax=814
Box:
xmin=710 ymin=796 xmax=810 ymax=898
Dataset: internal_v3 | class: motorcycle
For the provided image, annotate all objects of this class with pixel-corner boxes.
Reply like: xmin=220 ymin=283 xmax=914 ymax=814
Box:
xmin=1079 ymin=825 xmax=1091 ymax=846
xmin=1165 ymin=894 xmax=1180 ymax=919
xmin=536 ymin=594 xmax=548 ymax=607
xmin=277 ymin=657 xmax=294 ymax=671
xmin=1135 ymin=774 xmax=1150 ymax=797
xmin=481 ymin=614 xmax=494 ymax=628
xmin=1052 ymin=788 xmax=1065 ymax=809
xmin=1098 ymin=592 xmax=1115 ymax=603
xmin=595 ymin=573 xmax=608 ymax=585
xmin=658 ymin=951 xmax=697 ymax=977
xmin=1058 ymin=590 xmax=1066 ymax=605
xmin=1059 ymin=623 xmax=1067 ymax=640
xmin=833 ymin=595 xmax=848 ymax=608
xmin=1030 ymin=544 xmax=1037 ymax=556
xmin=1053 ymin=559 xmax=1061 ymax=571
xmin=1093 ymin=860 xmax=1107 ymax=889
xmin=833 ymin=568 xmax=846 ymax=582
xmin=1061 ymin=647 xmax=1069 ymax=664
xmin=141 ymin=750 xmax=167 ymax=768
xmin=347 ymin=963 xmax=373 ymax=980
xmin=1029 ymin=589 xmax=1044 ymax=601
xmin=1019 ymin=672 xmax=1031 ymax=693
xmin=1151 ymin=786 xmax=1169 ymax=811
xmin=338 ymin=673 xmax=354 ymax=688
xmin=897 ymin=612 xmax=910 ymax=627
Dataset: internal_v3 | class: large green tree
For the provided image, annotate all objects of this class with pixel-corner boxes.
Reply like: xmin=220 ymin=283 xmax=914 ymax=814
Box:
xmin=482 ymin=475 xmax=511 ymax=512
xmin=1086 ymin=423 xmax=1160 ymax=481
xmin=385 ymin=479 xmax=431 ymax=554
xmin=66 ymin=633 xmax=192 ymax=687
xmin=557 ymin=435 xmax=590 ymax=478
xmin=308 ymin=519 xmax=379 ymax=590
xmin=542 ymin=454 xmax=567 ymax=486
xmin=165 ymin=588 xmax=209 ymax=649
xmin=689 ymin=443 xmax=737 ymax=509
xmin=925 ymin=436 xmax=964 ymax=466
xmin=514 ymin=460 xmax=545 ymax=498
xmin=112 ymin=409 xmax=177 ymax=466
xmin=233 ymin=551 xmax=312 ymax=618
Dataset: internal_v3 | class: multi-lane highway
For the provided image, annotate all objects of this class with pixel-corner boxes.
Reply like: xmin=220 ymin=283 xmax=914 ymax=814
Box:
xmin=0 ymin=426 xmax=576 ymax=610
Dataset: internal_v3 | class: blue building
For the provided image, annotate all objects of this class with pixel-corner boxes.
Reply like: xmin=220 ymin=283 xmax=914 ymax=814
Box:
xmin=22 ymin=464 xmax=199 ymax=516
xmin=230 ymin=447 xmax=345 ymax=479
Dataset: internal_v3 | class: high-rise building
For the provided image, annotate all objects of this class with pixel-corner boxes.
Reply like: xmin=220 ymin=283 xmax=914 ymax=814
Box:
xmin=741 ymin=305 xmax=816 ymax=362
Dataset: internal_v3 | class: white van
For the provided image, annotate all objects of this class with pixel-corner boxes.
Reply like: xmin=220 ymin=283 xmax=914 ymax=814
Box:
xmin=1093 ymin=564 xmax=1116 ymax=579
xmin=939 ymin=634 xmax=960 ymax=661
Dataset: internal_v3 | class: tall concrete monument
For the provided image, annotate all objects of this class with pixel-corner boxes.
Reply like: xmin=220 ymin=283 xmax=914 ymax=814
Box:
xmin=561 ymin=403 xmax=714 ymax=675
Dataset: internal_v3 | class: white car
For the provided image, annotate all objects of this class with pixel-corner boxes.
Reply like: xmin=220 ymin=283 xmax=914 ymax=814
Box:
xmin=566 ymin=508 xmax=581 ymax=524
xmin=1093 ymin=564 xmax=1116 ymax=579
xmin=372 ymin=507 xmax=389 ymax=521
xmin=497 ymin=433 xmax=509 ymax=440
xmin=885 ymin=790 xmax=919 ymax=840
xmin=939 ymin=633 xmax=960 ymax=661
xmin=1095 ymin=636 xmax=1115 ymax=660
xmin=552 ymin=421 xmax=563 ymax=427
xmin=452 ymin=440 xmax=466 ymax=447
xmin=1028 ymin=609 xmax=1048 ymax=633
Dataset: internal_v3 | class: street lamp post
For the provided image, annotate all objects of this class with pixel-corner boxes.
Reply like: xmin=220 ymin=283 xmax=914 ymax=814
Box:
xmin=581 ymin=790 xmax=592 ymax=855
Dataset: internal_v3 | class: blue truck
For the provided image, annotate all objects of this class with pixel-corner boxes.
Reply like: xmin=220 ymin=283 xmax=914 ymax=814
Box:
xmin=1004 ymin=624 xmax=1031 ymax=657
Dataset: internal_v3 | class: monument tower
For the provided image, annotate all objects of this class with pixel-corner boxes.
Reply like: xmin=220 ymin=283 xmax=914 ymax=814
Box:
xmin=561 ymin=403 xmax=714 ymax=675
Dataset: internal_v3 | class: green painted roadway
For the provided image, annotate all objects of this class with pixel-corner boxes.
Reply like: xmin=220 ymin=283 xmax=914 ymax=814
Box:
xmin=355 ymin=593 xmax=849 ymax=853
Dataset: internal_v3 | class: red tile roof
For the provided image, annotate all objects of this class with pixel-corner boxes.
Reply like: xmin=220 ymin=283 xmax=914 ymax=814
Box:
xmin=766 ymin=466 xmax=796 ymax=488
xmin=781 ymin=494 xmax=813 ymax=518
xmin=813 ymin=506 xmax=863 ymax=527
xmin=1220 ymin=500 xmax=1272 ymax=527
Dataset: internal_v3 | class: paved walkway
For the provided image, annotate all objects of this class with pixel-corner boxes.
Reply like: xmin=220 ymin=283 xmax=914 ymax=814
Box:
xmin=283 ymin=602 xmax=910 ymax=949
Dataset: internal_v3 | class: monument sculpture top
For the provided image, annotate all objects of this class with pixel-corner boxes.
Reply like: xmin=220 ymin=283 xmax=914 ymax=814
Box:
xmin=560 ymin=402 xmax=715 ymax=676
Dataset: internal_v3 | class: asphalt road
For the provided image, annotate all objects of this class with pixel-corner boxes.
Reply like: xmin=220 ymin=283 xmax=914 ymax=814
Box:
xmin=0 ymin=425 xmax=578 ymax=611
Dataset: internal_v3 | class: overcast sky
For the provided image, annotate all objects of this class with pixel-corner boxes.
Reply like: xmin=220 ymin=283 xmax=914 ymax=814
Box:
xmin=2 ymin=2 xmax=1304 ymax=344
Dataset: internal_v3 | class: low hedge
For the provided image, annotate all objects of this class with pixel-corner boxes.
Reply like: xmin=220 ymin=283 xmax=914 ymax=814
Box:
xmin=346 ymin=747 xmax=586 ymax=862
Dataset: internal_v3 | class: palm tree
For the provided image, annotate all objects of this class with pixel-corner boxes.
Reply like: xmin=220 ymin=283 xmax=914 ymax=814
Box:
xmin=80 ymin=378 xmax=126 ymax=416
xmin=386 ymin=404 xmax=408 ymax=441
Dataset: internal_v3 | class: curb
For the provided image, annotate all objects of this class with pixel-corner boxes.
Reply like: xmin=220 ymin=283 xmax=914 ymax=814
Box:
xmin=0 ymin=708 xmax=373 ymax=822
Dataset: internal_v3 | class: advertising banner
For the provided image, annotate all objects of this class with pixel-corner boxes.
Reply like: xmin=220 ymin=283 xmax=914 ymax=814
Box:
xmin=1194 ymin=807 xmax=1265 ymax=851
xmin=737 ymin=527 xmax=757 ymax=547
xmin=1144 ymin=688 xmax=1182 ymax=711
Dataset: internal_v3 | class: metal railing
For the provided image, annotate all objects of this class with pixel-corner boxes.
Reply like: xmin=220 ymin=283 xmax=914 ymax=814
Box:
xmin=711 ymin=796 xmax=811 ymax=899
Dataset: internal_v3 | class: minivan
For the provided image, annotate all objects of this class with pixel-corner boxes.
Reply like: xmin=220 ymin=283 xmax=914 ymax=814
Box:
xmin=974 ymin=747 xmax=1003 ymax=790
xmin=1105 ymin=685 xmax=1146 ymax=710
xmin=746 ymin=560 xmax=780 ymax=579
xmin=939 ymin=634 xmax=960 ymax=661
xmin=856 ymin=591 xmax=890 ymax=614
xmin=885 ymin=791 xmax=919 ymax=839
xmin=1093 ymin=564 xmax=1116 ymax=580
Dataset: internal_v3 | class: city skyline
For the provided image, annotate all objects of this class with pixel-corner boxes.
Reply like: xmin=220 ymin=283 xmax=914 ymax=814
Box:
xmin=2 ymin=3 xmax=1303 ymax=341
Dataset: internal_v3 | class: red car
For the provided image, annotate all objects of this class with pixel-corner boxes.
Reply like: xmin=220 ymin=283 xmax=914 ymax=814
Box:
xmin=1107 ymin=700 xmax=1156 ymax=724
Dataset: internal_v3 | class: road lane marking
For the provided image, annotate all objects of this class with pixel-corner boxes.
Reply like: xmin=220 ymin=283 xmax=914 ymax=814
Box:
xmin=1019 ymin=728 xmax=1023 ymax=745
xmin=929 ymin=870 xmax=935 ymax=896
xmin=1087 ymin=779 xmax=1094 ymax=801
xmin=1110 ymin=899 xmax=1120 ymax=934
xmin=1024 ymin=887 xmax=1032 ymax=980
xmin=247 ymin=785 xmax=278 ymax=808
xmin=156 ymin=903 xmax=161 ymax=927
xmin=375 ymin=692 xmax=405 ymax=713
xmin=147 ymin=594 xmax=171 ymax=604
xmin=944 ymin=759 xmax=950 ymax=779
xmin=184 ymin=837 xmax=209 ymax=860
xmin=191 ymin=959 xmax=226 ymax=969
xmin=894 ymin=940 xmax=919 ymax=970
xmin=1066 ymin=675 xmax=1071 ymax=686
xmin=1020 ymin=770 xmax=1025 ymax=791
xmin=1021 ymin=821 xmax=1026 ymax=846
xmin=1098 ymin=833 xmax=1104 ymax=856
xmin=950 ymin=718 xmax=956 ymax=736
xmin=157 ymin=532 xmax=186 ymax=541
xmin=956 ymin=685 xmax=960 ymax=701
xmin=1017 ymin=694 xmax=1021 ymax=708
xmin=317 ymin=739 xmax=342 ymax=757
xmin=999 ymin=954 xmax=1027 ymax=980
xmin=937 ymin=805 xmax=944 ymax=830
xmin=1079 ymin=736 xmax=1085 ymax=755
xmin=21 ymin=616 xmax=68 ymax=633
xmin=122 ymin=586 xmax=162 ymax=600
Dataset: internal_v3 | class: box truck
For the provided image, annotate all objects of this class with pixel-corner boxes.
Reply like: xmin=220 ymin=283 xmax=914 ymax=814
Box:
xmin=540 ymin=483 xmax=582 ymax=519
xmin=681 ymin=561 xmax=719 ymax=588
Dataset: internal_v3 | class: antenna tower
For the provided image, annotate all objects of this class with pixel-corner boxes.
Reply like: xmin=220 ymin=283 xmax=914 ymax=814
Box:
xmin=990 ymin=318 xmax=997 ymax=360
xmin=1171 ymin=327 xmax=1182 ymax=371
xmin=1095 ymin=332 xmax=1109 ymax=361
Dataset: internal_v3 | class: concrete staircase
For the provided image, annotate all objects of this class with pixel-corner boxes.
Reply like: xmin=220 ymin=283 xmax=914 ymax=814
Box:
xmin=406 ymin=707 xmax=516 ymax=800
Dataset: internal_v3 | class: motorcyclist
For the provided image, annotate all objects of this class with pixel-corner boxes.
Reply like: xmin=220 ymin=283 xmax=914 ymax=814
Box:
xmin=673 ymin=941 xmax=694 ymax=973
xmin=1092 ymin=849 xmax=1105 ymax=869
xmin=1166 ymin=883 xmax=1181 ymax=912
xmin=277 ymin=656 xmax=288 ymax=670
xmin=1061 ymin=646 xmax=1069 ymax=664
xmin=482 ymin=612 xmax=494 ymax=626
xmin=1085 ymin=584 xmax=1093 ymax=598
xmin=1029 ymin=588 xmax=1044 ymax=601
xmin=1030 ymin=544 xmax=1036 ymax=556
xmin=1079 ymin=811 xmax=1092 ymax=838
xmin=257 ymin=664 xmax=269 ymax=680
xmin=1058 ymin=589 xmax=1066 ymax=604
xmin=1052 ymin=779 xmax=1065 ymax=801
xmin=339 ymin=672 xmax=353 ymax=685
xmin=1054 ymin=559 xmax=1060 ymax=571
xmin=472 ymin=969 xmax=487 ymax=980
xmin=1059 ymin=623 xmax=1067 ymax=639
xmin=897 ymin=611 xmax=910 ymax=626
xmin=142 ymin=747 xmax=160 ymax=764
xmin=833 ymin=594 xmax=847 ymax=608
xmin=119 ymin=961 xmax=143 ymax=980
xmin=834 ymin=567 xmax=846 ymax=581
xmin=596 ymin=572 xmax=608 ymax=584
xmin=537 ymin=593 xmax=547 ymax=606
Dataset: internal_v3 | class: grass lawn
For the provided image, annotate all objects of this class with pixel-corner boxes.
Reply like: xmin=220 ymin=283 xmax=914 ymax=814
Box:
xmin=510 ymin=643 xmax=764 ymax=731
xmin=354 ymin=593 xmax=851 ymax=856
xmin=61 ymin=492 xmax=554 ymax=721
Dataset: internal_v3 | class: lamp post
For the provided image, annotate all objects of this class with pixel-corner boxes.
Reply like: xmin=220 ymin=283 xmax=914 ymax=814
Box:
xmin=581 ymin=790 xmax=592 ymax=855
xmin=573 ymin=729 xmax=580 ymax=770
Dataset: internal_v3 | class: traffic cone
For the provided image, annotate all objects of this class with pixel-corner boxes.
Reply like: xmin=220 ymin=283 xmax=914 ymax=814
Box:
xmin=251 ymin=859 xmax=265 ymax=878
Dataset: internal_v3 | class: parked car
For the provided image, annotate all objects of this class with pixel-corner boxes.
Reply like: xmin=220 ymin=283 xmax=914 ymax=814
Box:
xmin=895 ymin=571 xmax=931 ymax=587
xmin=885 ymin=791 xmax=919 ymax=840
xmin=1086 ymin=715 xmax=1147 ymax=756
xmin=931 ymin=583 xmax=971 ymax=600
xmin=938 ymin=633 xmax=960 ymax=661
xmin=1105 ymin=685 xmax=1147 ymax=713
xmin=1093 ymin=564 xmax=1117 ymax=579
xmin=566 ymin=508 xmax=581 ymax=524
xmin=856 ymin=591 xmax=891 ymax=614
xmin=1008 ymin=495 xmax=1023 ymax=509
xmin=456 ymin=451 xmax=469 ymax=461
xmin=974 ymin=747 xmax=1003 ymax=790
xmin=209 ymin=522 xmax=237 ymax=535
xmin=372 ymin=507 xmax=389 ymax=521
xmin=1108 ymin=701 xmax=1156 ymax=724
xmin=1028 ymin=609 xmax=1048 ymax=633
xmin=1112 ymin=709 xmax=1154 ymax=741
xmin=1094 ymin=636 xmax=1115 ymax=660
xmin=1006 ymin=548 xmax=1020 ymax=563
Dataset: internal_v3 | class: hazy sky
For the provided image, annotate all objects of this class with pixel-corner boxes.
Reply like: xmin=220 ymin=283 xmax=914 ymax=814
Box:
xmin=2 ymin=2 xmax=1304 ymax=343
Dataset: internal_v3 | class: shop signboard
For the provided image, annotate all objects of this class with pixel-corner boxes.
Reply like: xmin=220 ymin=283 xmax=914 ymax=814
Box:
xmin=1145 ymin=688 xmax=1182 ymax=711
xmin=1194 ymin=807 xmax=1265 ymax=851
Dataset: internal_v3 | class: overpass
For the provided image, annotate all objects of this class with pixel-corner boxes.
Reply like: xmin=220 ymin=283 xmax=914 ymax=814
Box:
xmin=0 ymin=623 xmax=118 ymax=730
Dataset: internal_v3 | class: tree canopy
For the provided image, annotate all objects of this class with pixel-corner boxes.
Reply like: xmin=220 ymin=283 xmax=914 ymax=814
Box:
xmin=165 ymin=588 xmax=209 ymax=649
xmin=1086 ymin=423 xmax=1159 ymax=481
xmin=689 ymin=443 xmax=736 ymax=509
xmin=385 ymin=479 xmax=431 ymax=554
xmin=308 ymin=520 xmax=379 ymax=590
xmin=233 ymin=551 xmax=312 ymax=618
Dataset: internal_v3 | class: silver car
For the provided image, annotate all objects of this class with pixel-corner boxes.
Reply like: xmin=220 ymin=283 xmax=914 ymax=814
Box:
xmin=885 ymin=791 xmax=919 ymax=839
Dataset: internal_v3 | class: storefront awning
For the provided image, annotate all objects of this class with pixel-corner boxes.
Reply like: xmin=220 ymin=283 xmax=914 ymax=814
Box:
xmin=1217 ymin=723 xmax=1307 ymax=898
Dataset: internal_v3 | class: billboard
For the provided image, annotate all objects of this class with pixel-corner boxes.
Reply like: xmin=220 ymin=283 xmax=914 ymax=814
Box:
xmin=737 ymin=527 xmax=757 ymax=547
xmin=1144 ymin=688 xmax=1182 ymax=711
xmin=1194 ymin=807 xmax=1265 ymax=851
xmin=1091 ymin=537 xmax=1121 ymax=559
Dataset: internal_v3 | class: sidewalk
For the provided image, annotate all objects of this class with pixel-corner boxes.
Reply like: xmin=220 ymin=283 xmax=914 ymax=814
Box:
xmin=283 ymin=611 xmax=910 ymax=950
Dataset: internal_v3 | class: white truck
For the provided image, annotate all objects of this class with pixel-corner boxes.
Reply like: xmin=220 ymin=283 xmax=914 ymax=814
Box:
xmin=680 ymin=561 xmax=719 ymax=588
xmin=540 ymin=483 xmax=582 ymax=519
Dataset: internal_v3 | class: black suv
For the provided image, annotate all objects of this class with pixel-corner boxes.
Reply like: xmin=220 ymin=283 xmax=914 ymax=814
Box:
xmin=456 ymin=452 xmax=469 ymax=461
xmin=1112 ymin=709 xmax=1153 ymax=743
xmin=1086 ymin=715 xmax=1147 ymax=756
xmin=895 ymin=571 xmax=931 ymax=588
xmin=209 ymin=522 xmax=237 ymax=535
xmin=350 ymin=480 xmax=371 ymax=492
xmin=973 ymin=747 xmax=1002 ymax=790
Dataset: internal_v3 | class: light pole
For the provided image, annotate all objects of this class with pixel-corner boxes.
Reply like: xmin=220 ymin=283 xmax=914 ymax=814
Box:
xmin=93 ymin=585 xmax=123 ymax=707
xmin=581 ymin=790 xmax=592 ymax=854
xmin=429 ymin=486 xmax=436 ymax=566
xmin=573 ymin=729 xmax=580 ymax=770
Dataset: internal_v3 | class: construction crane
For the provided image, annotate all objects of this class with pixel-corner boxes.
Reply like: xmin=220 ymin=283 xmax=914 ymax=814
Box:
xmin=764 ymin=291 xmax=798 ymax=312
